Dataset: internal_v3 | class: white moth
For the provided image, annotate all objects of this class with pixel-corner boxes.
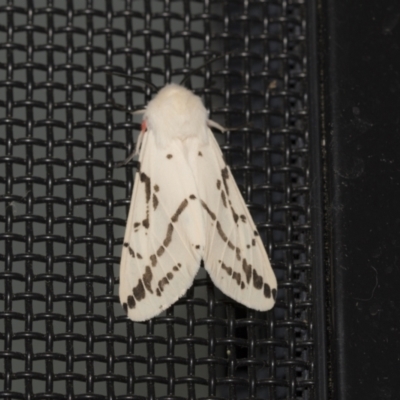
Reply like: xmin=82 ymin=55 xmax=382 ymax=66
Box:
xmin=119 ymin=83 xmax=277 ymax=321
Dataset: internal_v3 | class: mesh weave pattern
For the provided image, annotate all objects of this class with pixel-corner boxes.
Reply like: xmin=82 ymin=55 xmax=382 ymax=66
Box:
xmin=0 ymin=1 xmax=313 ymax=399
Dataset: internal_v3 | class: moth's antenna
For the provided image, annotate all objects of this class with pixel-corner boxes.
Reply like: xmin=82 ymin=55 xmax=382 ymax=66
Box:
xmin=180 ymin=54 xmax=226 ymax=86
xmin=107 ymin=71 xmax=158 ymax=92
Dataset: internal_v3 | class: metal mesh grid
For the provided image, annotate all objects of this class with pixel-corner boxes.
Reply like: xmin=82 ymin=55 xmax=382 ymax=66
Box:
xmin=0 ymin=0 xmax=313 ymax=398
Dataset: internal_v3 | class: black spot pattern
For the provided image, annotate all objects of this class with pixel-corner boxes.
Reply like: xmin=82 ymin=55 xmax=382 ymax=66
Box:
xmin=153 ymin=194 xmax=159 ymax=210
xmin=263 ymin=283 xmax=271 ymax=298
xmin=171 ymin=199 xmax=189 ymax=222
xmin=127 ymin=296 xmax=135 ymax=309
xmin=221 ymin=167 xmax=230 ymax=195
xmin=221 ymin=263 xmax=232 ymax=276
xmin=128 ymin=246 xmax=135 ymax=258
xmin=252 ymin=269 xmax=263 ymax=290
xmin=133 ymin=279 xmax=145 ymax=301
xmin=230 ymin=205 xmax=239 ymax=224
xmin=201 ymin=200 xmax=216 ymax=220
xmin=140 ymin=172 xmax=151 ymax=203
xmin=236 ymin=247 xmax=241 ymax=261
xmin=150 ymin=254 xmax=157 ymax=267
xmin=232 ymin=271 xmax=241 ymax=285
xmin=143 ymin=266 xmax=153 ymax=293
xmin=242 ymin=259 xmax=252 ymax=284
xmin=159 ymin=277 xmax=169 ymax=291
xmin=163 ymin=223 xmax=174 ymax=247
xmin=221 ymin=191 xmax=227 ymax=208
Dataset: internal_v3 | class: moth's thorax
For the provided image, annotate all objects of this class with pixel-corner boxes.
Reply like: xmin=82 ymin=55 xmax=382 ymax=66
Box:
xmin=144 ymin=83 xmax=209 ymax=148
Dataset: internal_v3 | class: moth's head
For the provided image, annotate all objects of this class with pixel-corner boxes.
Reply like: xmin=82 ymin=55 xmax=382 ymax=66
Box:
xmin=144 ymin=83 xmax=209 ymax=147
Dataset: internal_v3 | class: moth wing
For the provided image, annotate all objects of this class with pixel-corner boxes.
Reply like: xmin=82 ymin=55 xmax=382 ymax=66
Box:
xmin=119 ymin=131 xmax=205 ymax=321
xmin=196 ymin=132 xmax=277 ymax=311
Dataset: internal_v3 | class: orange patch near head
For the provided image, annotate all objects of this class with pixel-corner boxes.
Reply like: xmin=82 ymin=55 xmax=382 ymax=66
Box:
xmin=141 ymin=120 xmax=147 ymax=133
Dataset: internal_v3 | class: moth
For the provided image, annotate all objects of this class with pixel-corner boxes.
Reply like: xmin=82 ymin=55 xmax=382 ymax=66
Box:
xmin=119 ymin=83 xmax=277 ymax=321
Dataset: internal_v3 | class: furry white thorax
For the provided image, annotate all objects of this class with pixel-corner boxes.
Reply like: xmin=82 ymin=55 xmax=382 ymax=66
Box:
xmin=144 ymin=83 xmax=209 ymax=148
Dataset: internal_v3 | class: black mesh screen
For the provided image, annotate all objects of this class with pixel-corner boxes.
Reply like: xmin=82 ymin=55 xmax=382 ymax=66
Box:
xmin=0 ymin=1 xmax=314 ymax=399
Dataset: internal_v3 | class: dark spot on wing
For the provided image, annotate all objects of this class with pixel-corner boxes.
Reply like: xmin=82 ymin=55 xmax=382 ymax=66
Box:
xmin=157 ymin=246 xmax=165 ymax=257
xmin=221 ymin=167 xmax=230 ymax=195
xmin=232 ymin=271 xmax=241 ymax=285
xmin=140 ymin=172 xmax=151 ymax=203
xmin=221 ymin=263 xmax=232 ymax=276
xmin=136 ymin=253 xmax=142 ymax=259
xmin=189 ymin=194 xmax=196 ymax=199
xmin=133 ymin=279 xmax=145 ymax=301
xmin=156 ymin=288 xmax=161 ymax=297
xmin=231 ymin=206 xmax=239 ymax=223
xmin=153 ymin=194 xmax=159 ymax=210
xmin=127 ymin=296 xmax=136 ymax=309
xmin=171 ymin=199 xmax=189 ymax=222
xmin=253 ymin=269 xmax=263 ymax=290
xmin=263 ymin=283 xmax=271 ymax=298
xmin=178 ymin=263 xmax=182 ymax=268
xmin=242 ymin=259 xmax=252 ymax=284
xmin=201 ymin=200 xmax=216 ymax=220
xmin=167 ymin=154 xmax=173 ymax=159
xmin=167 ymin=272 xmax=173 ymax=280
xmin=216 ymin=219 xmax=235 ymax=249
xmin=143 ymin=218 xmax=149 ymax=229
xmin=150 ymin=254 xmax=157 ymax=267
xmin=247 ymin=244 xmax=250 ymax=249
xmin=154 ymin=184 xmax=159 ymax=192
xmin=173 ymin=266 xmax=179 ymax=271
xmin=198 ymin=151 xmax=202 ymax=156
xmin=216 ymin=221 xmax=228 ymax=242
xmin=254 ymin=230 xmax=259 ymax=236
xmin=123 ymin=242 xmax=129 ymax=247
xmin=241 ymin=282 xmax=245 ymax=289
xmin=252 ymin=239 xmax=256 ymax=246
xmin=240 ymin=215 xmax=246 ymax=223
xmin=236 ymin=247 xmax=241 ymax=261
xmin=143 ymin=266 xmax=153 ymax=293
xmin=134 ymin=222 xmax=141 ymax=228
xmin=221 ymin=191 xmax=227 ymax=208
xmin=272 ymin=288 xmax=277 ymax=300
xmin=195 ymin=245 xmax=200 ymax=249
xmin=216 ymin=180 xmax=221 ymax=190
xmin=159 ymin=277 xmax=169 ymax=291
xmin=123 ymin=302 xmax=128 ymax=313
xmin=163 ymin=223 xmax=174 ymax=247
xmin=128 ymin=246 xmax=135 ymax=258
